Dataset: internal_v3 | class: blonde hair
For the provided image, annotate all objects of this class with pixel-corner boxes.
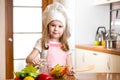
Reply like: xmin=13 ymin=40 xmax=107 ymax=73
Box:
xmin=41 ymin=2 xmax=71 ymax=51
xmin=41 ymin=23 xmax=71 ymax=51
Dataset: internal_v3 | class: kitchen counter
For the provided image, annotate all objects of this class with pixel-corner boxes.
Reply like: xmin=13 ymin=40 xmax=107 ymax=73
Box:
xmin=5 ymin=75 xmax=76 ymax=80
xmin=76 ymin=45 xmax=120 ymax=56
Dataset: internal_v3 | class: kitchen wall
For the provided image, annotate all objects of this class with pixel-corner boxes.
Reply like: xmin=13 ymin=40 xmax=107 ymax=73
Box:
xmin=75 ymin=0 xmax=110 ymax=45
xmin=0 ymin=0 xmax=6 ymax=79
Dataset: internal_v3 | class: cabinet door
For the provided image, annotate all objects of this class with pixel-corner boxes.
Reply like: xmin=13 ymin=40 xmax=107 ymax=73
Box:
xmin=94 ymin=0 xmax=120 ymax=5
xmin=109 ymin=54 xmax=120 ymax=73
xmin=75 ymin=49 xmax=109 ymax=73
xmin=75 ymin=49 xmax=85 ymax=69
xmin=82 ymin=50 xmax=109 ymax=73
xmin=75 ymin=49 xmax=95 ymax=71
xmin=75 ymin=48 xmax=120 ymax=73
xmin=90 ymin=51 xmax=109 ymax=72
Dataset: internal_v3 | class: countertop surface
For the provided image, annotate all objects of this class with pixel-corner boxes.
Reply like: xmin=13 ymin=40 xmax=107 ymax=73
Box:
xmin=76 ymin=44 xmax=120 ymax=56
xmin=4 ymin=74 xmax=120 ymax=80
xmin=5 ymin=75 xmax=76 ymax=80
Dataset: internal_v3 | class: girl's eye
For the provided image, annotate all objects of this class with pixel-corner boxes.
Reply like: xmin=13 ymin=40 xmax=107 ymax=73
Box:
xmin=51 ymin=24 xmax=55 ymax=26
xmin=59 ymin=25 xmax=63 ymax=28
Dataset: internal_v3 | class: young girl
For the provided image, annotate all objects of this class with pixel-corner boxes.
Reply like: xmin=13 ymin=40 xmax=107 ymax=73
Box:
xmin=26 ymin=2 xmax=74 ymax=75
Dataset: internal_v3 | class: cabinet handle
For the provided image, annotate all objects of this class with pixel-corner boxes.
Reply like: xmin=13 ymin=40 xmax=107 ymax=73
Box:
xmin=107 ymin=56 xmax=111 ymax=70
xmin=82 ymin=53 xmax=85 ymax=62
xmin=92 ymin=53 xmax=98 ymax=55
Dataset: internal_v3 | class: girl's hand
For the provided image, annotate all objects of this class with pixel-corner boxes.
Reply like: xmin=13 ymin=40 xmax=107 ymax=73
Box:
xmin=67 ymin=67 xmax=75 ymax=75
xmin=32 ymin=57 xmax=43 ymax=65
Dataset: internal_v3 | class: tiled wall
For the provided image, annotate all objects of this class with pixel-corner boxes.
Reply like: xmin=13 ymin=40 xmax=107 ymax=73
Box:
xmin=111 ymin=2 xmax=120 ymax=29
xmin=111 ymin=2 xmax=120 ymax=20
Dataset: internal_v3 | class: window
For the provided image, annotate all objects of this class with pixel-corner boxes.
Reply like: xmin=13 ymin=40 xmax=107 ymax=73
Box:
xmin=13 ymin=0 xmax=42 ymax=71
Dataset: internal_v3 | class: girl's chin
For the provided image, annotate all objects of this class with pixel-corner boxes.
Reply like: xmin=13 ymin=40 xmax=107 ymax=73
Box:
xmin=52 ymin=35 xmax=60 ymax=38
xmin=51 ymin=36 xmax=60 ymax=40
xmin=52 ymin=37 xmax=60 ymax=39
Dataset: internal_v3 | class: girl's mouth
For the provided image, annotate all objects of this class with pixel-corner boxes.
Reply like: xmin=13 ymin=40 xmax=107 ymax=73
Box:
xmin=53 ymin=32 xmax=59 ymax=34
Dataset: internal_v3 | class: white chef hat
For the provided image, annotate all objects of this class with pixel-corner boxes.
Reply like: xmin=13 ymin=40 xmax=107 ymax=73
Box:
xmin=42 ymin=2 xmax=68 ymax=28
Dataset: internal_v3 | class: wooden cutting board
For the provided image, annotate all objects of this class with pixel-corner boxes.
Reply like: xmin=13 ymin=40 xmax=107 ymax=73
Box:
xmin=63 ymin=75 xmax=76 ymax=80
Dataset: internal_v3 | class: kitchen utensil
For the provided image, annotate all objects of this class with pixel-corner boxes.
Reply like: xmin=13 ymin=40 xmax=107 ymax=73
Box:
xmin=111 ymin=10 xmax=120 ymax=34
xmin=116 ymin=33 xmax=120 ymax=49
xmin=95 ymin=26 xmax=106 ymax=45
xmin=74 ymin=65 xmax=95 ymax=80
xmin=105 ymin=30 xmax=117 ymax=49
xmin=105 ymin=40 xmax=117 ymax=49
xmin=75 ymin=65 xmax=95 ymax=72
xmin=111 ymin=10 xmax=120 ymax=49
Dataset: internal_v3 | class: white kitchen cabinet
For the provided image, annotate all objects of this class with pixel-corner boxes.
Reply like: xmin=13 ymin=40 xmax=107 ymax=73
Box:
xmin=108 ymin=54 xmax=120 ymax=73
xmin=75 ymin=48 xmax=120 ymax=73
xmin=94 ymin=0 xmax=120 ymax=5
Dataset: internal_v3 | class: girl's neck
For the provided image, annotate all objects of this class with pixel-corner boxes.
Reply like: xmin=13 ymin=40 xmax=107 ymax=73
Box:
xmin=49 ymin=38 xmax=60 ymax=42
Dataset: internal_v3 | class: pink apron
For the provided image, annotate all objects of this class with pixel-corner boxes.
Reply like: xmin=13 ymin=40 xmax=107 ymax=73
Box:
xmin=43 ymin=40 xmax=67 ymax=74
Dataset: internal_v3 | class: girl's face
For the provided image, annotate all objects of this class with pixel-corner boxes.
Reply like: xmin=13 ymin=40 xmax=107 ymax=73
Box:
xmin=48 ymin=20 xmax=65 ymax=41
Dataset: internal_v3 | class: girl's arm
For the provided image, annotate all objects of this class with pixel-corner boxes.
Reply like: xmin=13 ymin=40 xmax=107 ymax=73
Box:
xmin=26 ymin=48 xmax=42 ymax=65
xmin=66 ymin=53 xmax=74 ymax=75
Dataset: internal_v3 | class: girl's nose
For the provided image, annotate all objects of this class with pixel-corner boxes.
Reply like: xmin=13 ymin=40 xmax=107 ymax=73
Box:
xmin=55 ymin=26 xmax=59 ymax=30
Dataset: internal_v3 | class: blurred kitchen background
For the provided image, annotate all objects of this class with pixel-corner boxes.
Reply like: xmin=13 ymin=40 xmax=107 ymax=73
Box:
xmin=0 ymin=0 xmax=120 ymax=80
